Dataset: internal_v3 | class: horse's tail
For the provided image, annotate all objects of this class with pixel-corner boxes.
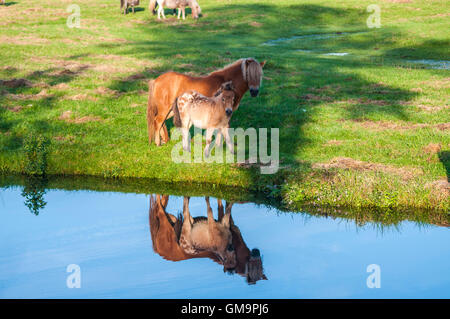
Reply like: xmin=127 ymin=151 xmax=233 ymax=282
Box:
xmin=147 ymin=79 xmax=156 ymax=144
xmin=172 ymin=98 xmax=182 ymax=127
xmin=149 ymin=0 xmax=157 ymax=14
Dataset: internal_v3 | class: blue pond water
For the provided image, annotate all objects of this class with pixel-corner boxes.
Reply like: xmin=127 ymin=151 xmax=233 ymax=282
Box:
xmin=0 ymin=186 xmax=449 ymax=299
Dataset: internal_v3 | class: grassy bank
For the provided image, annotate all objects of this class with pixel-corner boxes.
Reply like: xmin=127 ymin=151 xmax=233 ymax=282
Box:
xmin=0 ymin=0 xmax=448 ymax=212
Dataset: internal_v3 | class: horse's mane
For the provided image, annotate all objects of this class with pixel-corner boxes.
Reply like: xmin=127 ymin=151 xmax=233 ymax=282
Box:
xmin=209 ymin=58 xmax=247 ymax=75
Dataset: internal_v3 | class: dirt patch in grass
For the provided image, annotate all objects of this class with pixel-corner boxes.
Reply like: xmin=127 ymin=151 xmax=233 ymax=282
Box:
xmin=310 ymin=84 xmax=341 ymax=93
xmin=383 ymin=0 xmax=411 ymax=3
xmin=301 ymin=93 xmax=332 ymax=102
xmin=7 ymin=105 xmax=26 ymax=113
xmin=423 ymin=143 xmax=442 ymax=162
xmin=323 ymin=140 xmax=343 ymax=147
xmin=249 ymin=21 xmax=263 ymax=27
xmin=416 ymin=104 xmax=448 ymax=113
xmin=59 ymin=110 xmax=102 ymax=124
xmin=6 ymin=89 xmax=53 ymax=101
xmin=94 ymin=86 xmax=121 ymax=97
xmin=65 ymin=94 xmax=98 ymax=102
xmin=350 ymin=120 xmax=450 ymax=131
xmin=426 ymin=179 xmax=449 ymax=199
xmin=420 ymin=78 xmax=450 ymax=89
xmin=54 ymin=135 xmax=76 ymax=143
xmin=0 ymin=78 xmax=33 ymax=88
xmin=0 ymin=35 xmax=50 ymax=45
xmin=339 ymin=98 xmax=392 ymax=106
xmin=312 ymin=157 xmax=422 ymax=180
xmin=53 ymin=83 xmax=70 ymax=90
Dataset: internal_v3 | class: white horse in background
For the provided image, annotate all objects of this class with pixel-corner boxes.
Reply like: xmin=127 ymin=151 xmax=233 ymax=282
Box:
xmin=149 ymin=0 xmax=201 ymax=20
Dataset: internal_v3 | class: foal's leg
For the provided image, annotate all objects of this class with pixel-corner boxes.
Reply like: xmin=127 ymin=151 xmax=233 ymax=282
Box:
xmin=222 ymin=127 xmax=235 ymax=154
xmin=182 ymin=7 xmax=186 ymax=20
xmin=180 ymin=197 xmax=194 ymax=249
xmin=204 ymin=128 xmax=215 ymax=158
xmin=182 ymin=126 xmax=191 ymax=152
xmin=205 ymin=197 xmax=215 ymax=227
xmin=177 ymin=8 xmax=181 ymax=19
xmin=215 ymin=131 xmax=223 ymax=148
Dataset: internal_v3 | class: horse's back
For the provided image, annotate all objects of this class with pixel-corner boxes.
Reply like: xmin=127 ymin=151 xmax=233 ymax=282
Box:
xmin=155 ymin=71 xmax=221 ymax=97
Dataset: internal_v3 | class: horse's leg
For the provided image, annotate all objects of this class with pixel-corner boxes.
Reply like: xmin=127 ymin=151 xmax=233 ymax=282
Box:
xmin=154 ymin=119 xmax=162 ymax=146
xmin=183 ymin=197 xmax=192 ymax=226
xmin=180 ymin=197 xmax=193 ymax=249
xmin=205 ymin=197 xmax=215 ymax=226
xmin=154 ymin=113 xmax=168 ymax=146
xmin=225 ymin=201 xmax=234 ymax=225
xmin=217 ymin=199 xmax=224 ymax=221
xmin=182 ymin=126 xmax=190 ymax=152
xmin=203 ymin=128 xmax=214 ymax=158
xmin=182 ymin=7 xmax=186 ymax=20
xmin=162 ymin=122 xmax=169 ymax=143
xmin=157 ymin=6 xmax=162 ymax=19
xmin=215 ymin=131 xmax=223 ymax=148
xmin=132 ymin=6 xmax=135 ymax=13
xmin=222 ymin=127 xmax=235 ymax=155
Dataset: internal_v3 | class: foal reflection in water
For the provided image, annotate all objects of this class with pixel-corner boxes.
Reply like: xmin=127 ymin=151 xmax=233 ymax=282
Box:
xmin=149 ymin=195 xmax=267 ymax=284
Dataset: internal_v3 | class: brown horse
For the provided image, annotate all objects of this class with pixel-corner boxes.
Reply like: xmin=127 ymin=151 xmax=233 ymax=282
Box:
xmin=147 ymin=58 xmax=266 ymax=146
xmin=148 ymin=194 xmax=267 ymax=283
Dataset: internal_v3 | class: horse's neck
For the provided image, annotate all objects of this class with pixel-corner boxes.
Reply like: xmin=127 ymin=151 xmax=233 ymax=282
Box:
xmin=212 ymin=64 xmax=248 ymax=97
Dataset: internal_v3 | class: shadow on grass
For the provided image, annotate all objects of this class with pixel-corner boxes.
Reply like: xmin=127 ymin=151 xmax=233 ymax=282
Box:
xmin=1 ymin=1 xmax=18 ymax=6
xmin=438 ymin=150 xmax=450 ymax=182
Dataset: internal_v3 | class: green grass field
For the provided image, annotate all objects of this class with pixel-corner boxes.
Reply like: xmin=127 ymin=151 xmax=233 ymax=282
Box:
xmin=0 ymin=0 xmax=449 ymax=213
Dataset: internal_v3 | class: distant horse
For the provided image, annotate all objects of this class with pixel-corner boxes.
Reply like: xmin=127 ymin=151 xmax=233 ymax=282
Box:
xmin=147 ymin=58 xmax=266 ymax=146
xmin=149 ymin=0 xmax=201 ymax=20
xmin=149 ymin=195 xmax=267 ymax=283
xmin=121 ymin=0 xmax=140 ymax=14
xmin=172 ymin=81 xmax=236 ymax=157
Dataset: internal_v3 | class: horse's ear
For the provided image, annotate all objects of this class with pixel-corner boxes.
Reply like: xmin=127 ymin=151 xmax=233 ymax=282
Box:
xmin=260 ymin=60 xmax=266 ymax=68
xmin=222 ymin=81 xmax=234 ymax=91
xmin=222 ymin=212 xmax=231 ymax=227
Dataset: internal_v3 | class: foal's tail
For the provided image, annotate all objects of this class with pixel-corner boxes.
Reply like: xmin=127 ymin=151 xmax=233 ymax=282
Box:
xmin=147 ymin=79 xmax=156 ymax=144
xmin=149 ymin=0 xmax=157 ymax=14
xmin=172 ymin=98 xmax=182 ymax=128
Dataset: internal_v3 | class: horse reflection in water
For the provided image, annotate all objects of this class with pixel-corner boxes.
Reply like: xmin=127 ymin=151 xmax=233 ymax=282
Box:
xmin=149 ymin=195 xmax=267 ymax=284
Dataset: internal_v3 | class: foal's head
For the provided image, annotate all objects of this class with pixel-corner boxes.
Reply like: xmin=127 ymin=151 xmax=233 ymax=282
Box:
xmin=214 ymin=81 xmax=235 ymax=117
xmin=241 ymin=58 xmax=266 ymax=97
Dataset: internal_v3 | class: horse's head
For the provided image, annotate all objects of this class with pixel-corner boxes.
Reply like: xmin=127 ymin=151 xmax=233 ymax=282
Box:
xmin=241 ymin=58 xmax=266 ymax=97
xmin=245 ymin=248 xmax=267 ymax=284
xmin=189 ymin=0 xmax=201 ymax=19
